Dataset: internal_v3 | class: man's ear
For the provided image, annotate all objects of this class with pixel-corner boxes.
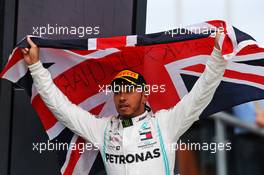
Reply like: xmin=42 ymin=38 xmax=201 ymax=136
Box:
xmin=142 ymin=92 xmax=149 ymax=104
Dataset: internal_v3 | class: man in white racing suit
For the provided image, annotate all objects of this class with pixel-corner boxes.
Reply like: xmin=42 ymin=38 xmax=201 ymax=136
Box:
xmin=21 ymin=32 xmax=227 ymax=175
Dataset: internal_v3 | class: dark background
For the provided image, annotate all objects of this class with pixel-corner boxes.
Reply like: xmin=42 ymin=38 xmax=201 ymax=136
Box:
xmin=0 ymin=0 xmax=147 ymax=174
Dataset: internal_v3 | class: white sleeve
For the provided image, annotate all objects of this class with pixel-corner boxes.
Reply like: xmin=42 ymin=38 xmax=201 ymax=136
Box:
xmin=28 ymin=61 xmax=108 ymax=144
xmin=156 ymin=47 xmax=228 ymax=141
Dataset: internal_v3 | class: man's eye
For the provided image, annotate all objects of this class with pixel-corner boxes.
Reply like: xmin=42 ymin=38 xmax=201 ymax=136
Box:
xmin=114 ymin=90 xmax=121 ymax=94
xmin=126 ymin=86 xmax=135 ymax=93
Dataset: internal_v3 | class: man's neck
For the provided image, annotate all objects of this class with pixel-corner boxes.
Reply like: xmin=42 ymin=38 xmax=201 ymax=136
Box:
xmin=120 ymin=110 xmax=147 ymax=120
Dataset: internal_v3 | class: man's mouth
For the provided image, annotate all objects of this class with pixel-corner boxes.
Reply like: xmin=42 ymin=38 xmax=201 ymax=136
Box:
xmin=119 ymin=104 xmax=130 ymax=110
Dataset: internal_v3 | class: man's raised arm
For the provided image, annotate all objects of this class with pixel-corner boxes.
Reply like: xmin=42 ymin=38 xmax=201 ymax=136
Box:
xmin=22 ymin=37 xmax=108 ymax=144
xmin=156 ymin=32 xmax=228 ymax=141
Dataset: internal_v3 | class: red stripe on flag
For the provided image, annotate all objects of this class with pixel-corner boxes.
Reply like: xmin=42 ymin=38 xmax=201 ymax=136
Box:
xmin=32 ymin=95 xmax=58 ymax=130
xmin=182 ymin=64 xmax=264 ymax=85
xmin=89 ymin=102 xmax=106 ymax=115
xmin=96 ymin=36 xmax=126 ymax=50
xmin=182 ymin=64 xmax=205 ymax=73
xmin=68 ymin=50 xmax=96 ymax=56
xmin=236 ymin=45 xmax=264 ymax=56
xmin=224 ymin=70 xmax=264 ymax=85
xmin=63 ymin=137 xmax=85 ymax=175
xmin=0 ymin=48 xmax=23 ymax=78
xmin=206 ymin=20 xmax=226 ymax=29
xmin=222 ymin=36 xmax=234 ymax=56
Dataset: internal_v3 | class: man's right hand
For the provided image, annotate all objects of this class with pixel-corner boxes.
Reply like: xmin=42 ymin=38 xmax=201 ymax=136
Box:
xmin=21 ymin=37 xmax=40 ymax=65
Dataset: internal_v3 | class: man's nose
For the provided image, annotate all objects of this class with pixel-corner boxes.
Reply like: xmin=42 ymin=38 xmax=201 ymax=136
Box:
xmin=119 ymin=92 xmax=127 ymax=101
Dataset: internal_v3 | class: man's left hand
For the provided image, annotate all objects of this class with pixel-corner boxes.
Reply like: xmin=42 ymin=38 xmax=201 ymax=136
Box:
xmin=214 ymin=32 xmax=222 ymax=50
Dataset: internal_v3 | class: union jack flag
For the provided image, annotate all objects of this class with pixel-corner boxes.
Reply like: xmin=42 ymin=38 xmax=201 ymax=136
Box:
xmin=1 ymin=20 xmax=264 ymax=174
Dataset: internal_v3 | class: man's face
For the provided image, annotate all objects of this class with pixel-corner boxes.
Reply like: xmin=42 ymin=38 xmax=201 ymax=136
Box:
xmin=113 ymin=85 xmax=147 ymax=118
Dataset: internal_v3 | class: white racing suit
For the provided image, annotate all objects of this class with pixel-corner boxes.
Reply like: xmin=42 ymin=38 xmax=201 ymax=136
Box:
xmin=28 ymin=47 xmax=227 ymax=175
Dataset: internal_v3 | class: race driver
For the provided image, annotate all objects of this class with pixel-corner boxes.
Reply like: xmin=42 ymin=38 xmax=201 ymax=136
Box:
xmin=21 ymin=32 xmax=227 ymax=175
